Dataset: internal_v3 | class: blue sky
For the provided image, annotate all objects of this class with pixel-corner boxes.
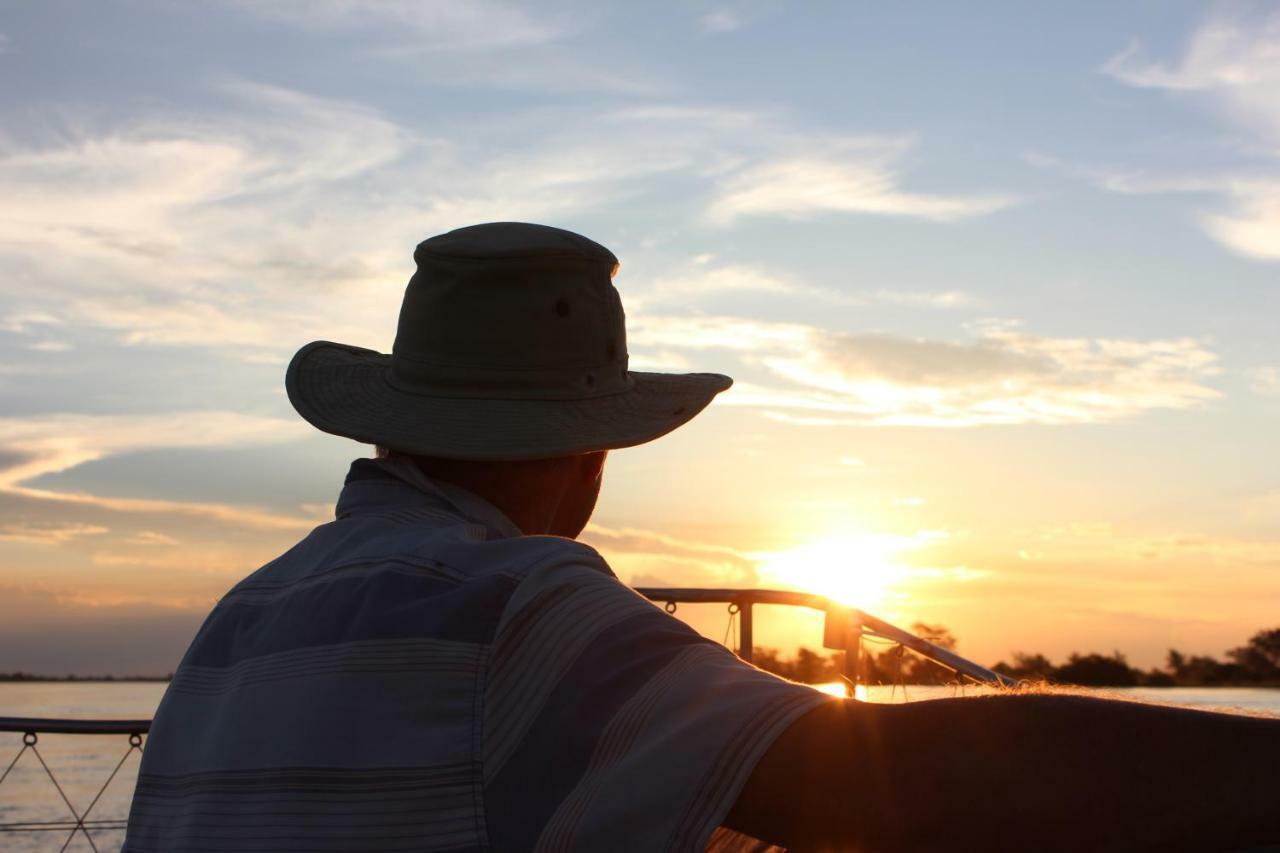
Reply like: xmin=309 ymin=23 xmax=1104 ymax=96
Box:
xmin=2 ymin=1 xmax=1278 ymax=674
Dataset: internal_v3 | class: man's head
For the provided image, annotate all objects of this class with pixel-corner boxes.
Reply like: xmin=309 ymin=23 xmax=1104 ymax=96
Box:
xmin=379 ymin=447 xmax=607 ymax=538
xmin=286 ymin=223 xmax=732 ymax=527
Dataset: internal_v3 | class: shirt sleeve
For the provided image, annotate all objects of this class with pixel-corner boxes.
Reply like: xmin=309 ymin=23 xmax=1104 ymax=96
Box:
xmin=481 ymin=552 xmax=832 ymax=853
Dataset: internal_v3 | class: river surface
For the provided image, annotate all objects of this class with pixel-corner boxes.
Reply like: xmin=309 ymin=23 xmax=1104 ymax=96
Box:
xmin=2 ymin=681 xmax=1278 ymax=851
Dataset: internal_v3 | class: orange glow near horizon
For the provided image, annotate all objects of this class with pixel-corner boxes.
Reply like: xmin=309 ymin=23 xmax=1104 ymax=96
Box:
xmin=757 ymin=533 xmax=910 ymax=610
xmin=813 ymin=682 xmax=869 ymax=700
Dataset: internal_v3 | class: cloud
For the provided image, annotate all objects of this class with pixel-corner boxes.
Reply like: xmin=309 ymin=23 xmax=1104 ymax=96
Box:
xmin=122 ymin=530 xmax=180 ymax=546
xmin=695 ymin=2 xmax=780 ymax=36
xmin=0 ymin=81 xmax=418 ymax=355
xmin=706 ymin=138 xmax=1020 ymax=225
xmin=868 ymin=289 xmax=973 ymax=308
xmin=1088 ymin=168 xmax=1280 ymax=261
xmin=1200 ymin=180 xmax=1280 ymax=259
xmin=635 ymin=263 xmax=860 ymax=308
xmin=0 ymin=83 xmax=1018 ymax=365
xmin=582 ymin=522 xmax=760 ymax=587
xmin=0 ymin=412 xmax=315 ymax=529
xmin=1101 ymin=9 xmax=1280 ymax=260
xmin=0 ymin=521 xmax=109 ymax=545
xmin=1248 ymin=365 xmax=1280 ymax=395
xmin=700 ymin=10 xmax=744 ymax=33
xmin=1103 ymin=12 xmax=1280 ymax=144
xmin=231 ymin=0 xmax=564 ymax=51
xmin=225 ymin=1 xmax=659 ymax=96
xmin=585 ymin=522 xmax=756 ymax=569
xmin=0 ymin=90 xmax=714 ymax=353
xmin=630 ymin=315 xmax=1221 ymax=426
xmin=632 ymin=259 xmax=974 ymax=311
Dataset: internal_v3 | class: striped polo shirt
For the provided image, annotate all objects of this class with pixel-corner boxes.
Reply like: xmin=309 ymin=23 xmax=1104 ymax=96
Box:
xmin=124 ymin=456 xmax=828 ymax=852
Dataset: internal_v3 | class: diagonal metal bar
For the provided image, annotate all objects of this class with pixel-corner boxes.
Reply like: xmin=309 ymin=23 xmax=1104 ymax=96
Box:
xmin=59 ymin=737 xmax=142 ymax=853
xmin=0 ymin=741 xmax=32 ymax=788
xmin=29 ymin=742 xmax=101 ymax=853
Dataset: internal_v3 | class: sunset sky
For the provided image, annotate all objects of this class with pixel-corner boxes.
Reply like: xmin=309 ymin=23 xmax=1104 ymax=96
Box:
xmin=2 ymin=1 xmax=1278 ymax=674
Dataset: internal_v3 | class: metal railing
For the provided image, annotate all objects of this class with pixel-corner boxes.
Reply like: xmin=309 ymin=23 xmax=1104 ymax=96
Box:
xmin=0 ymin=717 xmax=148 ymax=851
xmin=636 ymin=587 xmax=1018 ymax=689
xmin=0 ymin=588 xmax=1013 ymax=848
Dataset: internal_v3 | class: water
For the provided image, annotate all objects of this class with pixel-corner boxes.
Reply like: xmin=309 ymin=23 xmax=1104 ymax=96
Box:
xmin=855 ymin=683 xmax=1280 ymax=714
xmin=2 ymin=682 xmax=1278 ymax=851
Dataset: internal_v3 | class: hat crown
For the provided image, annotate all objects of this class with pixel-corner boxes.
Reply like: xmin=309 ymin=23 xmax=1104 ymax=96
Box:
xmin=389 ymin=223 xmax=631 ymax=400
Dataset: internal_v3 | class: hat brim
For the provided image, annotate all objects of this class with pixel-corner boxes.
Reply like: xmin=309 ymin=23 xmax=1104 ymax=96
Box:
xmin=286 ymin=341 xmax=734 ymax=460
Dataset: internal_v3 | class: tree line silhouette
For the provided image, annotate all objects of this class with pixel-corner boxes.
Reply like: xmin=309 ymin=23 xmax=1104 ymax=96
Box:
xmin=4 ymin=627 xmax=1277 ymax=688
xmin=752 ymin=623 xmax=1280 ymax=688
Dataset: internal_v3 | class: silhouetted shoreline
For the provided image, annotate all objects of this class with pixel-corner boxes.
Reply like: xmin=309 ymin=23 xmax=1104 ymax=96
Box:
xmin=754 ymin=621 xmax=1280 ymax=689
xmin=4 ymin=624 xmax=1276 ymax=689
xmin=0 ymin=672 xmax=172 ymax=682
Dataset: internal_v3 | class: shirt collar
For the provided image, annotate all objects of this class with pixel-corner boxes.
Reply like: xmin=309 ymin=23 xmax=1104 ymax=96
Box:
xmin=334 ymin=455 xmax=524 ymax=540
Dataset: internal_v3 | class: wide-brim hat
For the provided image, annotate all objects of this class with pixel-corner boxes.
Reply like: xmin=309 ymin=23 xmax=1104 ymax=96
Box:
xmin=286 ymin=223 xmax=733 ymax=460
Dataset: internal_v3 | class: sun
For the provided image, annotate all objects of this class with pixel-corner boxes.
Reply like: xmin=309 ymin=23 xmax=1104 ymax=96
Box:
xmin=757 ymin=533 xmax=909 ymax=610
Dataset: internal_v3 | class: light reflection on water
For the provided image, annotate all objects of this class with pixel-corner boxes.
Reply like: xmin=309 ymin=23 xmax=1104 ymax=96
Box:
xmin=2 ymin=681 xmax=1277 ymax=851
xmin=818 ymin=682 xmax=1280 ymax=714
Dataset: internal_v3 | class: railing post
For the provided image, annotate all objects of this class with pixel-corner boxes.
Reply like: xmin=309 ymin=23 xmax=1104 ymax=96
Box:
xmin=739 ymin=599 xmax=753 ymax=663
xmin=844 ymin=610 xmax=862 ymax=690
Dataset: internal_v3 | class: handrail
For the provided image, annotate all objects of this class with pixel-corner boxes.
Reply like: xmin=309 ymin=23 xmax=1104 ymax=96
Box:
xmin=636 ymin=586 xmax=1018 ymax=688
xmin=0 ymin=717 xmax=150 ymax=735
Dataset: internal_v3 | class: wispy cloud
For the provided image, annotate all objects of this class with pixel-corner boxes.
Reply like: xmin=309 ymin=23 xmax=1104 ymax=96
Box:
xmin=123 ymin=530 xmax=181 ymax=547
xmin=1101 ymin=8 xmax=1280 ymax=260
xmin=634 ymin=262 xmax=860 ymax=308
xmin=1103 ymin=11 xmax=1280 ymax=143
xmin=0 ymin=521 xmax=108 ymax=545
xmin=868 ymin=288 xmax=974 ymax=308
xmin=0 ymin=81 xmax=416 ymax=355
xmin=1248 ymin=365 xmax=1280 ymax=395
xmin=696 ymin=2 xmax=779 ymax=36
xmin=699 ymin=9 xmax=744 ymax=33
xmin=707 ymin=138 xmax=1020 ymax=225
xmin=631 ymin=315 xmax=1221 ymax=426
xmin=1 ymin=91 xmax=1006 ymax=356
xmin=0 ymin=412 xmax=314 ymax=530
xmin=231 ymin=0 xmax=565 ymax=51
xmin=223 ymin=1 xmax=660 ymax=95
xmin=582 ymin=522 xmax=760 ymax=588
xmin=633 ymin=259 xmax=975 ymax=310
xmin=0 ymin=82 xmax=590 ymax=353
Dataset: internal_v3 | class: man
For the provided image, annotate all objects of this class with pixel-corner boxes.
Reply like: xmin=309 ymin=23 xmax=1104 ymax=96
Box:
xmin=126 ymin=223 xmax=1280 ymax=852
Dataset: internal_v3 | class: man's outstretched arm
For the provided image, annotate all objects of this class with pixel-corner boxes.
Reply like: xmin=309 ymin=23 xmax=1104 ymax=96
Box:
xmin=725 ymin=694 xmax=1280 ymax=852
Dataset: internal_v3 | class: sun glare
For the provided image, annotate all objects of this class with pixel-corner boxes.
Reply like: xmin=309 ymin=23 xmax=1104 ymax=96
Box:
xmin=758 ymin=533 xmax=910 ymax=609
xmin=813 ymin=682 xmax=870 ymax=700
